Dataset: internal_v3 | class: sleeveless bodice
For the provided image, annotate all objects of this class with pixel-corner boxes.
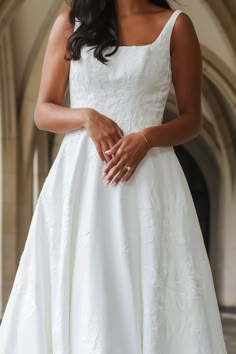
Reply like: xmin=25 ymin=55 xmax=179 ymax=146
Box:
xmin=67 ymin=10 xmax=183 ymax=136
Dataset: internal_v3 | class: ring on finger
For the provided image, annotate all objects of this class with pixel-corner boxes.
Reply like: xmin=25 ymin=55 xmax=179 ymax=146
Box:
xmin=124 ymin=165 xmax=131 ymax=172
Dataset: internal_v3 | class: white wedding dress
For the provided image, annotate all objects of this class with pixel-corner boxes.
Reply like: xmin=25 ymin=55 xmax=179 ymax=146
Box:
xmin=0 ymin=9 xmax=228 ymax=354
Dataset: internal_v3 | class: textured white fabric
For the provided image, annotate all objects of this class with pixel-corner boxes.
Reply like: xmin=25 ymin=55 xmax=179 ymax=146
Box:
xmin=0 ymin=9 xmax=228 ymax=354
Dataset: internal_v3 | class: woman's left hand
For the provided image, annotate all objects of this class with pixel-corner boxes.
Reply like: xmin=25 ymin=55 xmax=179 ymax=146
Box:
xmin=102 ymin=131 xmax=151 ymax=185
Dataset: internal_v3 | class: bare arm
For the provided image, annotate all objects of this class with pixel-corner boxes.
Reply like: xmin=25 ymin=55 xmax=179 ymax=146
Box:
xmin=141 ymin=12 xmax=203 ymax=147
xmin=34 ymin=8 xmax=93 ymax=133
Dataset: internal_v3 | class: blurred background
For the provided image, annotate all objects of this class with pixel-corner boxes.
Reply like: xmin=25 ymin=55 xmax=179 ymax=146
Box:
xmin=0 ymin=0 xmax=235 ymax=351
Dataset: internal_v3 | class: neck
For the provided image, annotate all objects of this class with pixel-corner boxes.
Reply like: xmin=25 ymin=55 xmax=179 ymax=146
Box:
xmin=115 ymin=0 xmax=148 ymax=17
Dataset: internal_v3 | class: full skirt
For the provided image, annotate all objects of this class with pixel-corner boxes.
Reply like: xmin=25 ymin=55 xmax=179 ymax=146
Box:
xmin=0 ymin=129 xmax=228 ymax=354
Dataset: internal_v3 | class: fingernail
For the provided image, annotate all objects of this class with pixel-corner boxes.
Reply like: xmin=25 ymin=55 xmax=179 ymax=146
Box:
xmin=112 ymin=181 xmax=117 ymax=185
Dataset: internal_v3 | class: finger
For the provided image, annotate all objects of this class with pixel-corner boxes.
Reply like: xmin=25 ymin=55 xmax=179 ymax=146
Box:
xmin=103 ymin=136 xmax=119 ymax=162
xmin=111 ymin=166 xmax=130 ymax=185
xmin=118 ymin=128 xmax=124 ymax=138
xmin=96 ymin=143 xmax=107 ymax=164
xmin=113 ymin=135 xmax=122 ymax=145
xmin=101 ymin=142 xmax=112 ymax=163
xmin=109 ymin=138 xmax=116 ymax=148
xmin=105 ymin=139 xmax=122 ymax=155
xmin=103 ymin=154 xmax=121 ymax=176
xmin=106 ymin=139 xmax=116 ymax=161
xmin=105 ymin=158 xmax=127 ymax=183
xmin=121 ymin=165 xmax=136 ymax=183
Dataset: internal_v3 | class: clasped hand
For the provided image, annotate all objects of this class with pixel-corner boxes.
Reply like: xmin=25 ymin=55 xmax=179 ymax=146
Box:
xmin=84 ymin=109 xmax=151 ymax=185
xmin=102 ymin=132 xmax=150 ymax=185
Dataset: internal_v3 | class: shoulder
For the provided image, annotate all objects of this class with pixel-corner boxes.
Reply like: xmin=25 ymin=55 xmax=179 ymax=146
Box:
xmin=151 ymin=8 xmax=194 ymax=32
xmin=174 ymin=10 xmax=196 ymax=34
xmin=49 ymin=8 xmax=74 ymax=41
xmin=43 ymin=8 xmax=75 ymax=59
xmin=172 ymin=10 xmax=198 ymax=41
xmin=54 ymin=8 xmax=71 ymax=27
xmin=171 ymin=10 xmax=201 ymax=54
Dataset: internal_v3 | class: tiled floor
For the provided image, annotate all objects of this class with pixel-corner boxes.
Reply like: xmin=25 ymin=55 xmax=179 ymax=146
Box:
xmin=222 ymin=313 xmax=236 ymax=354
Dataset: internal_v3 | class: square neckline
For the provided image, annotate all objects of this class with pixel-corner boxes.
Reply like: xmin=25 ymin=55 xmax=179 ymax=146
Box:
xmin=75 ymin=9 xmax=181 ymax=52
xmin=113 ymin=9 xmax=179 ymax=49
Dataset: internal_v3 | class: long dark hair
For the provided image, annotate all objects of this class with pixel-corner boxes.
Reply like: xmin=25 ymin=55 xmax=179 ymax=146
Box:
xmin=65 ymin=0 xmax=176 ymax=64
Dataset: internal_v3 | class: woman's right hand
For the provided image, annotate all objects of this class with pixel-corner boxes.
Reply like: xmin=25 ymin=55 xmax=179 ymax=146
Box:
xmin=84 ymin=109 xmax=124 ymax=163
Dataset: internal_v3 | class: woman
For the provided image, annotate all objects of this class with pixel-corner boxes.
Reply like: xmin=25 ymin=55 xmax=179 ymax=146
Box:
xmin=0 ymin=0 xmax=228 ymax=353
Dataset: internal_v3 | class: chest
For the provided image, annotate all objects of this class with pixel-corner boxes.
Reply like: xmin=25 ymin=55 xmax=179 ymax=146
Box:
xmin=69 ymin=44 xmax=172 ymax=96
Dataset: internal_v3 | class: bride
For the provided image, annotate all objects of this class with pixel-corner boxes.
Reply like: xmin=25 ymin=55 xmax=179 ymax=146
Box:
xmin=0 ymin=0 xmax=228 ymax=353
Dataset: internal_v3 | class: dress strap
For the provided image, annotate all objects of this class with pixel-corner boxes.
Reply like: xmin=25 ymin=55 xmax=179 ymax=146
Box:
xmin=152 ymin=9 xmax=184 ymax=56
xmin=169 ymin=9 xmax=183 ymax=25
xmin=168 ymin=9 xmax=184 ymax=34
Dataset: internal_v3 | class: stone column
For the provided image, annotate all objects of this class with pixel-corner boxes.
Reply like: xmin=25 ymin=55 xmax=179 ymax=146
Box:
xmin=0 ymin=27 xmax=18 ymax=316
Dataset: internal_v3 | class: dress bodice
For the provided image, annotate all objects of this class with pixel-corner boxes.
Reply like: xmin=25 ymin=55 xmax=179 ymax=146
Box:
xmin=68 ymin=9 xmax=183 ymax=135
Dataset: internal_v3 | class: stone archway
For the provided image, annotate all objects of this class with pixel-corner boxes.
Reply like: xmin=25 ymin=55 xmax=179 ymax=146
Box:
xmin=0 ymin=0 xmax=67 ymax=315
xmin=0 ymin=27 xmax=18 ymax=313
xmin=16 ymin=1 xmax=67 ymax=257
